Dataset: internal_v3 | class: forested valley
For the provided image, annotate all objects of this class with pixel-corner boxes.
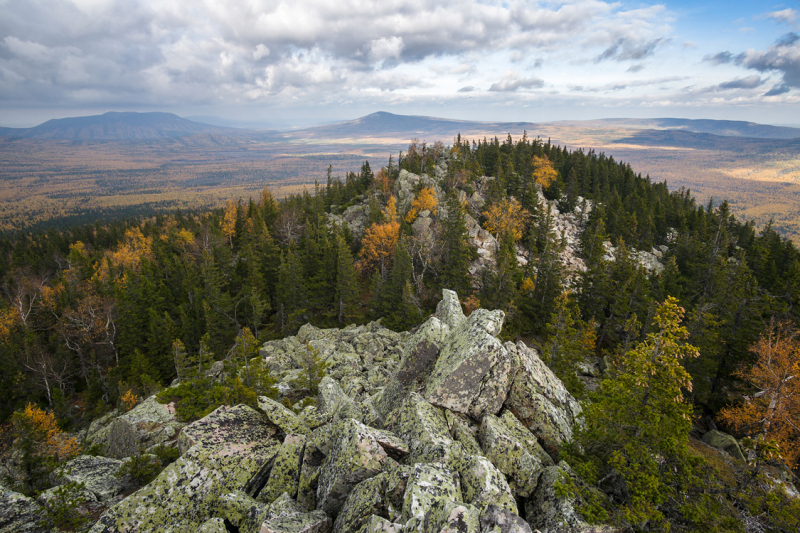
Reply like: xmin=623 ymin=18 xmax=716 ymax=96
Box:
xmin=2 ymin=135 xmax=799 ymax=532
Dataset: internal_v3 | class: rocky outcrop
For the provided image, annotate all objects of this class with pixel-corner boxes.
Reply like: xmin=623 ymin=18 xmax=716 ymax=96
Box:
xmin=91 ymin=396 xmax=183 ymax=459
xmin=0 ymin=486 xmax=44 ymax=533
xmin=59 ymin=290 xmax=602 ymax=533
xmin=51 ymin=455 xmax=129 ymax=501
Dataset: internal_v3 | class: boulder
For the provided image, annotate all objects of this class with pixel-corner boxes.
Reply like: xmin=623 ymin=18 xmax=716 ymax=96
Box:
xmin=425 ymin=309 xmax=513 ymax=418
xmin=479 ymin=505 xmax=531 ymax=533
xmin=297 ymin=442 xmax=327 ymax=511
xmin=217 ymin=490 xmax=266 ymax=531
xmin=259 ymin=396 xmax=311 ymax=436
xmin=317 ymin=377 xmax=352 ymax=418
xmin=198 ymin=518 xmax=227 ymax=533
xmin=260 ymin=434 xmax=307 ymax=503
xmin=51 ymin=455 xmax=128 ymax=501
xmin=0 ymin=486 xmax=44 ymax=533
xmin=332 ymin=463 xmax=409 ymax=531
xmin=434 ymin=289 xmax=466 ymax=330
xmin=356 ymin=515 xmax=403 ymax=533
xmin=100 ymin=396 xmax=182 ymax=458
xmin=524 ymin=461 xmax=610 ymax=533
xmin=259 ymin=510 xmax=332 ymax=533
xmin=401 ymin=463 xmax=463 ymax=526
xmin=702 ymin=430 xmax=746 ymax=462
xmin=433 ymin=501 xmax=481 ymax=533
xmin=316 ymin=419 xmax=392 ymax=515
xmin=390 ymin=393 xmax=460 ymax=464
xmin=90 ymin=405 xmax=281 ymax=532
xmin=504 ymin=342 xmax=581 ymax=456
xmin=450 ymin=454 xmax=517 ymax=514
xmin=478 ymin=413 xmax=553 ymax=498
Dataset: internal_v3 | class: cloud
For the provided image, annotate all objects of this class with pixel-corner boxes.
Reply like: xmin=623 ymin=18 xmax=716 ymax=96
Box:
xmin=767 ymin=9 xmax=798 ymax=26
xmin=704 ymin=51 xmax=734 ymax=65
xmin=458 ymin=86 xmax=476 ymax=93
xmin=627 ymin=64 xmax=645 ymax=73
xmin=718 ymin=75 xmax=763 ymax=90
xmin=595 ymin=38 xmax=666 ymax=63
xmin=489 ymin=73 xmax=544 ymax=92
xmin=737 ymin=33 xmax=800 ymax=88
xmin=765 ymin=84 xmax=791 ymax=96
xmin=570 ymin=76 xmax=686 ymax=93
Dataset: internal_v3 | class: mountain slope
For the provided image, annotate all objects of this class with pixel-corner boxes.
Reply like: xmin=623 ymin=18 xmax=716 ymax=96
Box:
xmin=0 ymin=112 xmax=237 ymax=141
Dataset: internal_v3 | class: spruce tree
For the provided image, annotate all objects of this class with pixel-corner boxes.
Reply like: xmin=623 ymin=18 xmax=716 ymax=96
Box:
xmin=335 ymin=234 xmax=360 ymax=323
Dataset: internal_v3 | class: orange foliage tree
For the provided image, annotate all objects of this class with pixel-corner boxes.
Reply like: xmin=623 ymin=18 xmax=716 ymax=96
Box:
xmin=719 ymin=320 xmax=800 ymax=468
xmin=357 ymin=221 xmax=400 ymax=279
xmin=406 ymin=187 xmax=439 ymax=223
xmin=482 ymin=198 xmax=530 ymax=242
xmin=532 ymin=155 xmax=558 ymax=189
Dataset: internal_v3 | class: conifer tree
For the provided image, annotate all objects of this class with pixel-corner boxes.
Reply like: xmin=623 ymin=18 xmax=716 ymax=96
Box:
xmin=438 ymin=192 xmax=473 ymax=297
xmin=335 ymin=234 xmax=359 ymax=323
xmin=276 ymin=248 xmax=307 ymax=333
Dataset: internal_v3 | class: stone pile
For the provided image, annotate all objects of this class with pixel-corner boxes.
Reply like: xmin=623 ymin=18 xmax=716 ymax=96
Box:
xmin=23 ymin=289 xmax=602 ymax=533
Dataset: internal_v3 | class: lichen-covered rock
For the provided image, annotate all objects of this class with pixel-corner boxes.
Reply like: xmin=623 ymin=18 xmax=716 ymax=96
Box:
xmin=504 ymin=342 xmax=581 ymax=457
xmin=316 ymin=419 xmax=391 ymax=515
xmin=390 ymin=393 xmax=461 ymax=464
xmin=198 ymin=518 xmax=228 ymax=533
xmin=259 ymin=509 xmax=331 ymax=533
xmin=217 ymin=490 xmax=266 ymax=530
xmin=451 ymin=417 xmax=483 ymax=456
xmin=450 ymin=455 xmax=517 ymax=514
xmin=90 ymin=405 xmax=281 ymax=533
xmin=317 ymin=377 xmax=351 ymax=418
xmin=297 ymin=442 xmax=326 ymax=511
xmin=478 ymin=505 xmax=532 ymax=533
xmin=260 ymin=434 xmax=307 ymax=503
xmin=435 ymin=289 xmax=466 ymax=330
xmin=259 ymin=396 xmax=311 ymax=436
xmin=100 ymin=396 xmax=182 ymax=459
xmin=524 ymin=461 xmax=598 ymax=533
xmin=356 ymin=515 xmax=403 ymax=533
xmin=0 ymin=486 xmax=44 ymax=533
xmin=332 ymin=464 xmax=411 ymax=532
xmin=435 ymin=501 xmax=481 ymax=533
xmin=51 ymin=455 xmax=128 ymax=501
xmin=425 ymin=309 xmax=513 ymax=418
xmin=401 ymin=463 xmax=463 ymax=527
xmin=478 ymin=413 xmax=552 ymax=498
xmin=702 ymin=430 xmax=746 ymax=462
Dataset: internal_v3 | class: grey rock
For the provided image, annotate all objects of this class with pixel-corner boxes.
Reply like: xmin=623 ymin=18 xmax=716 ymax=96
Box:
xmin=102 ymin=396 xmax=182 ymax=459
xmin=478 ymin=413 xmax=553 ymax=498
xmin=316 ymin=419 xmax=391 ymax=515
xmin=260 ymin=434 xmax=307 ymax=503
xmin=198 ymin=518 xmax=228 ymax=533
xmin=425 ymin=309 xmax=513 ymax=418
xmin=356 ymin=515 xmax=403 ymax=532
xmin=0 ymin=486 xmax=44 ymax=533
xmin=297 ymin=442 xmax=326 ymax=512
xmin=390 ymin=393 xmax=460 ymax=464
xmin=479 ymin=505 xmax=531 ymax=533
xmin=51 ymin=455 xmax=127 ymax=501
xmin=401 ymin=463 xmax=463 ymax=525
xmin=450 ymin=454 xmax=517 ymax=514
xmin=504 ymin=342 xmax=581 ymax=457
xmin=702 ymin=430 xmax=746 ymax=462
xmin=259 ymin=396 xmax=311 ymax=436
xmin=435 ymin=289 xmax=466 ymax=330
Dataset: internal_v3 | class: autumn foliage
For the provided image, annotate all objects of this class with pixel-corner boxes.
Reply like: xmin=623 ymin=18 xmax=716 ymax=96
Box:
xmin=719 ymin=320 xmax=800 ymax=468
xmin=482 ymin=198 xmax=529 ymax=242
xmin=405 ymin=187 xmax=438 ymax=223
xmin=531 ymin=155 xmax=558 ymax=189
xmin=357 ymin=220 xmax=400 ymax=278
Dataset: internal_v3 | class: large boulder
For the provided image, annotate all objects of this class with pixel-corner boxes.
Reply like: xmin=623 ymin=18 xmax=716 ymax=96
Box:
xmin=390 ymin=393 xmax=461 ymax=464
xmin=425 ymin=309 xmax=513 ymax=419
xmin=450 ymin=454 xmax=517 ymax=514
xmin=434 ymin=289 xmax=466 ymax=330
xmin=478 ymin=412 xmax=553 ymax=498
xmin=0 ymin=486 xmax=44 ymax=533
xmin=90 ymin=405 xmax=281 ymax=532
xmin=316 ymin=419 xmax=393 ymax=516
xmin=51 ymin=455 xmax=128 ymax=501
xmin=332 ymin=465 xmax=410 ymax=533
xmin=702 ymin=430 xmax=746 ymax=462
xmin=97 ymin=396 xmax=183 ymax=458
xmin=479 ymin=505 xmax=531 ymax=533
xmin=504 ymin=342 xmax=581 ymax=457
xmin=401 ymin=463 xmax=465 ymax=528
xmin=259 ymin=396 xmax=311 ymax=436
xmin=260 ymin=434 xmax=307 ymax=503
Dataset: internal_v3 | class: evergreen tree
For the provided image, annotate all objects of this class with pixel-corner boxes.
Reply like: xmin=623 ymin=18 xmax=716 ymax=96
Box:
xmin=276 ymin=248 xmax=307 ymax=333
xmin=334 ymin=234 xmax=360 ymax=323
xmin=438 ymin=192 xmax=474 ymax=297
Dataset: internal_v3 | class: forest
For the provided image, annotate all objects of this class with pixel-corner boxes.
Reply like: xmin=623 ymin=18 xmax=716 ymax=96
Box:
xmin=2 ymin=134 xmax=799 ymax=531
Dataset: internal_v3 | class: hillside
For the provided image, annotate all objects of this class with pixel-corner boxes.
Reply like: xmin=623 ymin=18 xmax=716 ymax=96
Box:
xmin=0 ymin=112 xmax=239 ymax=141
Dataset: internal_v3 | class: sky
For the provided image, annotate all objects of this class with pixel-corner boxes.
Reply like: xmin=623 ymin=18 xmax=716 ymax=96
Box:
xmin=1 ymin=0 xmax=799 ymax=128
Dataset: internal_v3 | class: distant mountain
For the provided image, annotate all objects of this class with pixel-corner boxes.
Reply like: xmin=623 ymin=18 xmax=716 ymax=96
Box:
xmin=0 ymin=112 xmax=237 ymax=141
xmin=589 ymin=118 xmax=800 ymax=140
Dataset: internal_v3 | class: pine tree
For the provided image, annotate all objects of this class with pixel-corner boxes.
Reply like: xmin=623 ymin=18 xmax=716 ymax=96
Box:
xmin=276 ymin=248 xmax=307 ymax=333
xmin=335 ymin=234 xmax=360 ymax=323
xmin=438 ymin=192 xmax=474 ymax=297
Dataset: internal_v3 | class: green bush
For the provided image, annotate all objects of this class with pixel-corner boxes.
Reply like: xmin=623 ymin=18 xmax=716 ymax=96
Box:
xmin=39 ymin=481 xmax=93 ymax=532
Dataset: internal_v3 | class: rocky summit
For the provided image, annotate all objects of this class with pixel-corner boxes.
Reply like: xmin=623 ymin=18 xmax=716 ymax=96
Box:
xmin=2 ymin=290 xmax=608 ymax=533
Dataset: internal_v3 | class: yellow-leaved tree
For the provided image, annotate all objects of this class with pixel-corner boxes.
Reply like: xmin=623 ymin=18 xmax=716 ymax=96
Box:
xmin=532 ymin=155 xmax=558 ymax=189
xmin=483 ymin=198 xmax=530 ymax=242
xmin=406 ymin=187 xmax=438 ymax=223
xmin=719 ymin=319 xmax=800 ymax=469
